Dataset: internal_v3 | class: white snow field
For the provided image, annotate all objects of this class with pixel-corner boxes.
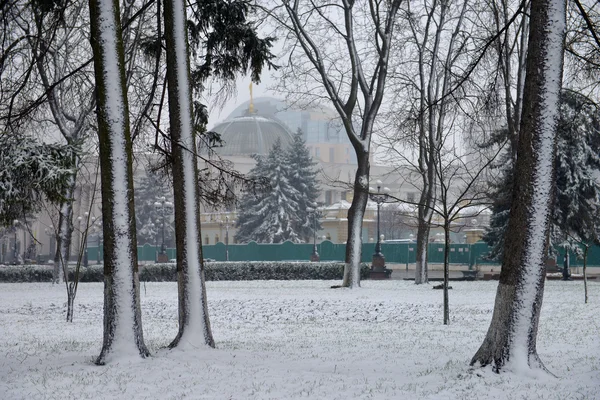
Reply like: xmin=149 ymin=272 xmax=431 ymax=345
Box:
xmin=0 ymin=280 xmax=598 ymax=399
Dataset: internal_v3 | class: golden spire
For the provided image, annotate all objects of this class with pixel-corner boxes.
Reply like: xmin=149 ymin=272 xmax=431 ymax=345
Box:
xmin=249 ymin=82 xmax=255 ymax=114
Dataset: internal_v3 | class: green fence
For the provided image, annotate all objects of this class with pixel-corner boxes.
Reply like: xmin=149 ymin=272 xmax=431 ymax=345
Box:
xmin=86 ymin=241 xmax=600 ymax=268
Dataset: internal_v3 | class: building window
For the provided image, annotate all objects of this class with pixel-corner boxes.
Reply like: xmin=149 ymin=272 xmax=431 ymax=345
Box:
xmin=407 ymin=192 xmax=416 ymax=203
xmin=325 ymin=190 xmax=333 ymax=205
xmin=204 ymin=236 xmax=209 ymax=245
xmin=315 ymin=147 xmax=320 ymax=159
xmin=326 ymin=233 xmax=331 ymax=241
xmin=341 ymin=191 xmax=347 ymax=201
xmin=215 ymin=235 xmax=220 ymax=243
xmin=329 ymin=148 xmax=335 ymax=162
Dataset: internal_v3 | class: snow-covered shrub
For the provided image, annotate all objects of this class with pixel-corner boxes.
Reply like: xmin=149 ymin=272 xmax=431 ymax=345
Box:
xmin=0 ymin=265 xmax=54 ymax=282
xmin=0 ymin=262 xmax=370 ymax=282
xmin=204 ymin=262 xmax=370 ymax=281
xmin=139 ymin=263 xmax=178 ymax=282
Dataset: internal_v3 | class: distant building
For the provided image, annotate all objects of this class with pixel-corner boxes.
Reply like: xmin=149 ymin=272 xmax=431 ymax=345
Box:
xmin=201 ymin=96 xmax=422 ymax=245
xmin=4 ymin=97 xmax=489 ymax=264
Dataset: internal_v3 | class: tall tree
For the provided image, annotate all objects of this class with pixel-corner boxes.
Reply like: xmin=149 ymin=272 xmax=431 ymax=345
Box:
xmin=88 ymin=0 xmax=149 ymax=364
xmin=266 ymin=0 xmax=402 ymax=287
xmin=471 ymin=0 xmax=566 ymax=371
xmin=380 ymin=0 xmax=475 ymax=284
xmin=285 ymin=129 xmax=320 ymax=242
xmin=28 ymin=0 xmax=96 ymax=284
xmin=163 ymin=0 xmax=214 ymax=349
xmin=235 ymin=139 xmax=302 ymax=244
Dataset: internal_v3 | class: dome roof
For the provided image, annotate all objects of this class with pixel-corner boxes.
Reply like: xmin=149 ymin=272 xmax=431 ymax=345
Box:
xmin=210 ymin=115 xmax=294 ymax=156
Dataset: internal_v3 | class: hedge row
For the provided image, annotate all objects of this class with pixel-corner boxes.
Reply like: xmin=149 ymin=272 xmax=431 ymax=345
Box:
xmin=0 ymin=262 xmax=371 ymax=283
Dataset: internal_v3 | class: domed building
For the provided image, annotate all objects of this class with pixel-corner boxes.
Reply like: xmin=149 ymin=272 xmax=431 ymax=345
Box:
xmin=199 ymin=96 xmax=421 ymax=246
xmin=209 ymin=115 xmax=294 ymax=157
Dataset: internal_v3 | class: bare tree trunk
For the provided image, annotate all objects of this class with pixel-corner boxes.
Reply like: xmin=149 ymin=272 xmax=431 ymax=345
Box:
xmin=407 ymin=0 xmax=467 ymax=285
xmin=471 ymin=0 xmax=566 ymax=372
xmin=163 ymin=0 xmax=214 ymax=348
xmin=343 ymin=153 xmax=370 ymax=288
xmin=279 ymin=0 xmax=401 ymax=288
xmin=66 ymin=282 xmax=75 ymax=323
xmin=53 ymin=180 xmax=75 ymax=284
xmin=415 ymin=180 xmax=434 ymax=284
xmin=89 ymin=0 xmax=149 ymax=364
xmin=583 ymin=245 xmax=588 ymax=304
xmin=443 ymin=223 xmax=450 ymax=325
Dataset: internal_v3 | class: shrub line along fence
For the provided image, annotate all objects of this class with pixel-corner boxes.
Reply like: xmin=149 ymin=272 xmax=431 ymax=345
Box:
xmin=0 ymin=262 xmax=371 ymax=283
xmin=84 ymin=241 xmax=600 ymax=269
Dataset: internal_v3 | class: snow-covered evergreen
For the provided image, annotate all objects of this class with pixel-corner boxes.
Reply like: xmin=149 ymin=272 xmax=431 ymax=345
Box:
xmin=133 ymin=173 xmax=173 ymax=246
xmin=285 ymin=130 xmax=321 ymax=242
xmin=552 ymin=90 xmax=600 ymax=250
xmin=235 ymin=139 xmax=303 ymax=244
xmin=0 ymin=134 xmax=75 ymax=227
xmin=484 ymin=90 xmax=600 ymax=260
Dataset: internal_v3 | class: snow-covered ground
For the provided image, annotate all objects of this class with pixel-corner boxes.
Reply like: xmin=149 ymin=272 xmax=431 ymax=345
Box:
xmin=0 ymin=280 xmax=598 ymax=399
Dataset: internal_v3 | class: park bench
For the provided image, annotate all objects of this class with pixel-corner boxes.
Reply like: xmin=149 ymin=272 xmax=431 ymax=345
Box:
xmin=460 ymin=270 xmax=479 ymax=280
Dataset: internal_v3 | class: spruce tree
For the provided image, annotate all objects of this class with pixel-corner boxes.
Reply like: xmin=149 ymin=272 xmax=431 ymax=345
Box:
xmin=0 ymin=133 xmax=75 ymax=227
xmin=484 ymin=90 xmax=600 ymax=259
xmin=285 ymin=129 xmax=321 ymax=242
xmin=235 ymin=138 xmax=302 ymax=243
xmin=133 ymin=172 xmax=173 ymax=246
xmin=552 ymin=91 xmax=600 ymax=250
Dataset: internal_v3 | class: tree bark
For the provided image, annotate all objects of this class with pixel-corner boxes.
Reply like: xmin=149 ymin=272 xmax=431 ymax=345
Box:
xmin=471 ymin=0 xmax=566 ymax=372
xmin=53 ymin=183 xmax=74 ymax=284
xmin=583 ymin=246 xmax=588 ymax=304
xmin=415 ymin=178 xmax=434 ymax=284
xmin=443 ymin=223 xmax=450 ymax=325
xmin=163 ymin=0 xmax=214 ymax=348
xmin=66 ymin=282 xmax=75 ymax=323
xmin=342 ymin=152 xmax=370 ymax=288
xmin=88 ymin=0 xmax=149 ymax=364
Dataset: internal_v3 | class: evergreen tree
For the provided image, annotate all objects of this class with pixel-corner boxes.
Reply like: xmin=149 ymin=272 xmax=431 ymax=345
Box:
xmin=0 ymin=132 xmax=75 ymax=227
xmin=552 ymin=91 xmax=600 ymax=250
xmin=285 ymin=129 xmax=321 ymax=242
xmin=133 ymin=172 xmax=173 ymax=246
xmin=235 ymin=138 xmax=302 ymax=243
xmin=484 ymin=90 xmax=600 ymax=260
xmin=481 ymin=137 xmax=514 ymax=262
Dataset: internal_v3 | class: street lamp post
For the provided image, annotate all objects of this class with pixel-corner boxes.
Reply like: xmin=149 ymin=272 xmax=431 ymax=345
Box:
xmin=369 ymin=181 xmax=390 ymax=279
xmin=78 ymin=213 xmax=89 ymax=268
xmin=22 ymin=226 xmax=27 ymax=262
xmin=406 ymin=233 xmax=414 ymax=272
xmin=223 ymin=216 xmax=235 ymax=261
xmin=45 ymin=228 xmax=56 ymax=263
xmin=307 ymin=207 xmax=320 ymax=262
xmin=13 ymin=220 xmax=20 ymax=264
xmin=154 ymin=197 xmax=172 ymax=262
xmin=96 ymin=233 xmax=101 ymax=265
xmin=93 ymin=221 xmax=102 ymax=265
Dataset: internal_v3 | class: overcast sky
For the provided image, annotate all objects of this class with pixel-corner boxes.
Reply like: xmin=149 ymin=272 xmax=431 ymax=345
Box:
xmin=206 ymin=24 xmax=285 ymax=129
xmin=206 ymin=74 xmax=275 ymax=129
